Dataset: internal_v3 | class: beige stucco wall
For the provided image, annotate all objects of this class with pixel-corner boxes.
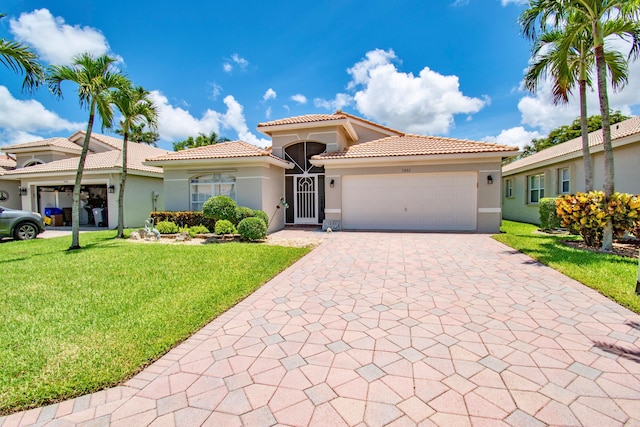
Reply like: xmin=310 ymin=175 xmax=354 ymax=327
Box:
xmin=0 ymin=178 xmax=21 ymax=209
xmin=348 ymin=122 xmax=397 ymax=146
xmin=269 ymin=126 xmax=349 ymax=158
xmin=15 ymin=152 xmax=77 ymax=167
xmin=162 ymin=164 xmax=285 ymax=233
xmin=502 ymin=142 xmax=640 ymax=225
xmin=322 ymin=159 xmax=504 ymax=233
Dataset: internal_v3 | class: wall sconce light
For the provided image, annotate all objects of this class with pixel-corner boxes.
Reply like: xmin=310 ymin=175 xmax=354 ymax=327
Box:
xmin=487 ymin=175 xmax=493 ymax=185
xmin=19 ymin=187 xmax=28 ymax=196
xmin=108 ymin=185 xmax=115 ymax=193
xmin=330 ymin=179 xmax=335 ymax=188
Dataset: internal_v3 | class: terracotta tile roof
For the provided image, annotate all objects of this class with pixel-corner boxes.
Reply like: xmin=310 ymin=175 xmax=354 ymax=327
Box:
xmin=503 ymin=116 xmax=640 ymax=173
xmin=145 ymin=140 xmax=287 ymax=164
xmin=73 ymin=131 xmax=124 ymax=149
xmin=313 ymin=134 xmax=518 ymax=160
xmin=257 ymin=111 xmax=403 ymax=135
xmin=1 ymin=137 xmax=82 ymax=152
xmin=0 ymin=154 xmax=16 ymax=170
xmin=3 ymin=142 xmax=168 ymax=176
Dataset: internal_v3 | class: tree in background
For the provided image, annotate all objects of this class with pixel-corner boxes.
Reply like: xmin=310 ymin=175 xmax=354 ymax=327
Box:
xmin=521 ymin=111 xmax=630 ymax=156
xmin=173 ymin=131 xmax=230 ymax=151
xmin=523 ymin=17 xmax=628 ymax=191
xmin=520 ymin=0 xmax=640 ymax=251
xmin=47 ymin=53 xmax=130 ymax=250
xmin=116 ymin=123 xmax=159 ymax=147
xmin=0 ymin=13 xmax=44 ymax=93
xmin=111 ymin=85 xmax=158 ymax=238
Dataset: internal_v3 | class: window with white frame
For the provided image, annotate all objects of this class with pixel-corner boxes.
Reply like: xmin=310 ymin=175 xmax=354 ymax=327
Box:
xmin=528 ymin=174 xmax=545 ymax=203
xmin=190 ymin=174 xmax=236 ymax=211
xmin=559 ymin=168 xmax=570 ymax=194
xmin=504 ymin=179 xmax=513 ymax=198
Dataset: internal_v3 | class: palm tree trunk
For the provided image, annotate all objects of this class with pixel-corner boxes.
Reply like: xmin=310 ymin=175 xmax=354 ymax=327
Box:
xmin=70 ymin=103 xmax=96 ymax=250
xmin=579 ymin=79 xmax=593 ymax=192
xmin=117 ymin=133 xmax=128 ymax=238
xmin=594 ymin=42 xmax=615 ymax=252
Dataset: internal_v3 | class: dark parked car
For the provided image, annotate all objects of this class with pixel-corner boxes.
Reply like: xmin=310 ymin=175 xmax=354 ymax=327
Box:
xmin=0 ymin=206 xmax=46 ymax=240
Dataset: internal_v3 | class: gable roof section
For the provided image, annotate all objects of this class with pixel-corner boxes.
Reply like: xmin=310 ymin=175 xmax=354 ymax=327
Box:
xmin=0 ymin=154 xmax=16 ymax=170
xmin=2 ymin=140 xmax=168 ymax=177
xmin=145 ymin=140 xmax=292 ymax=167
xmin=69 ymin=131 xmax=124 ymax=150
xmin=1 ymin=137 xmax=82 ymax=154
xmin=257 ymin=111 xmax=403 ymax=141
xmin=503 ymin=116 xmax=640 ymax=175
xmin=313 ymin=134 xmax=518 ymax=160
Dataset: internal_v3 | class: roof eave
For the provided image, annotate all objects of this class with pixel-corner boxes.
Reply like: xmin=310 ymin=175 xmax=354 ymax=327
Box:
xmin=257 ymin=118 xmax=358 ymax=141
xmin=144 ymin=155 xmax=294 ymax=169
xmin=311 ymin=151 xmax=516 ymax=168
xmin=1 ymin=146 xmax=82 ymax=156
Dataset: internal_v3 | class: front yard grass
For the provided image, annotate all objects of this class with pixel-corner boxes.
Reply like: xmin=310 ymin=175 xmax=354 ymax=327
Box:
xmin=0 ymin=231 xmax=310 ymax=415
xmin=493 ymin=220 xmax=640 ymax=314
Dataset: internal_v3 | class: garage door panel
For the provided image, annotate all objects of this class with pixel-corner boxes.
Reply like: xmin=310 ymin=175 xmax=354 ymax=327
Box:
xmin=342 ymin=173 xmax=477 ymax=231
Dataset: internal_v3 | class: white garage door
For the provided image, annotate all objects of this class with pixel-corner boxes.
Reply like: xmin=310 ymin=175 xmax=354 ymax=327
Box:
xmin=342 ymin=173 xmax=477 ymax=231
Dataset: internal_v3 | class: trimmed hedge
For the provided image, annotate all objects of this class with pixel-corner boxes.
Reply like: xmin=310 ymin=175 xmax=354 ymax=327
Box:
xmin=214 ymin=220 xmax=237 ymax=235
xmin=237 ymin=217 xmax=267 ymax=241
xmin=150 ymin=211 xmax=215 ymax=230
xmin=234 ymin=206 xmax=255 ymax=225
xmin=539 ymin=198 xmax=561 ymax=231
xmin=254 ymin=209 xmax=269 ymax=227
xmin=156 ymin=220 xmax=179 ymax=234
xmin=202 ymin=196 xmax=237 ymax=223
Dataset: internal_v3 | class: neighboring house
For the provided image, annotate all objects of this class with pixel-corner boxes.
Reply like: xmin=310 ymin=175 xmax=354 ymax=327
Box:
xmin=502 ymin=116 xmax=640 ymax=225
xmin=0 ymin=154 xmax=20 ymax=209
xmin=146 ymin=111 xmax=518 ymax=233
xmin=0 ymin=132 xmax=169 ymax=228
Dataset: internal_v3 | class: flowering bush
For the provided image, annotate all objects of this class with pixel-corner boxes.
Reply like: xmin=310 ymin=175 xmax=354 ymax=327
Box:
xmin=556 ymin=191 xmax=640 ymax=248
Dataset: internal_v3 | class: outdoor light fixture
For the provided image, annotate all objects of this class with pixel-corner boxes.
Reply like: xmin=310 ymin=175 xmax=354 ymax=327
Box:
xmin=487 ymin=175 xmax=493 ymax=185
xmin=330 ymin=179 xmax=335 ymax=188
xmin=19 ymin=187 xmax=28 ymax=196
xmin=108 ymin=185 xmax=115 ymax=193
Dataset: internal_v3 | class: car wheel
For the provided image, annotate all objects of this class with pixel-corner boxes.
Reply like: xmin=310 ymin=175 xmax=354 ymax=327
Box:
xmin=14 ymin=222 xmax=38 ymax=240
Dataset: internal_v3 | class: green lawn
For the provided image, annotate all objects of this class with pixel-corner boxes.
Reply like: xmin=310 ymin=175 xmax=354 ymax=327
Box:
xmin=493 ymin=220 xmax=640 ymax=314
xmin=0 ymin=232 xmax=310 ymax=415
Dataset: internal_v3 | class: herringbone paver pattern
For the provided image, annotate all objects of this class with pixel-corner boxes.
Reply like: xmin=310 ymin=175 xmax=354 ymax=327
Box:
xmin=2 ymin=231 xmax=639 ymax=426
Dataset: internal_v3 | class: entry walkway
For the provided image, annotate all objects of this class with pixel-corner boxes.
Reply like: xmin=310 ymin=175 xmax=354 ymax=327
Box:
xmin=2 ymin=232 xmax=640 ymax=426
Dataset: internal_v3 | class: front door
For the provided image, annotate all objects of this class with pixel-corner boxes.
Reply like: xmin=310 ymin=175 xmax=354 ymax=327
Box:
xmin=294 ymin=175 xmax=318 ymax=224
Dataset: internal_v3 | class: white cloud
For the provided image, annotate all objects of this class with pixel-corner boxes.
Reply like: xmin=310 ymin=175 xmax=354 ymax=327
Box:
xmin=314 ymin=93 xmax=353 ymax=111
xmin=223 ymin=54 xmax=249 ymax=74
xmin=291 ymin=94 xmax=308 ymax=104
xmin=223 ymin=62 xmax=233 ymax=73
xmin=0 ymin=86 xmax=82 ymax=132
xmin=346 ymin=49 xmax=487 ymax=134
xmin=0 ymin=130 xmax=44 ymax=146
xmin=501 ymin=0 xmax=527 ymax=5
xmin=209 ymin=83 xmax=223 ymax=101
xmin=149 ymin=91 xmax=270 ymax=147
xmin=263 ymin=88 xmax=277 ymax=101
xmin=483 ymin=126 xmax=542 ymax=150
xmin=9 ymin=8 xmax=114 ymax=65
xmin=452 ymin=0 xmax=470 ymax=6
xmin=265 ymin=106 xmax=272 ymax=119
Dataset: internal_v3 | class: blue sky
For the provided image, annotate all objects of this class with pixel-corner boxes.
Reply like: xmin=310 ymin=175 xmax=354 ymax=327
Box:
xmin=1 ymin=0 xmax=639 ymax=151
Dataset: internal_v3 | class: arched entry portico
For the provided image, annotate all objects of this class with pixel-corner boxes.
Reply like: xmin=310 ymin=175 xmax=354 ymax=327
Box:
xmin=284 ymin=141 xmax=325 ymax=225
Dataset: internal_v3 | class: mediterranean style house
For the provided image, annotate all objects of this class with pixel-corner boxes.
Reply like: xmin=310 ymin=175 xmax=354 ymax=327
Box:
xmin=146 ymin=111 xmax=518 ymax=233
xmin=0 ymin=132 xmax=168 ymax=228
xmin=502 ymin=116 xmax=640 ymax=225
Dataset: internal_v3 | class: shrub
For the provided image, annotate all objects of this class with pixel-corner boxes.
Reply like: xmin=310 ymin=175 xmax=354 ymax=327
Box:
xmin=253 ymin=209 xmax=269 ymax=227
xmin=186 ymin=224 xmax=210 ymax=237
xmin=237 ymin=217 xmax=267 ymax=241
xmin=202 ymin=196 xmax=237 ymax=223
xmin=214 ymin=220 xmax=237 ymax=235
xmin=150 ymin=211 xmax=215 ymax=230
xmin=235 ymin=206 xmax=255 ymax=225
xmin=156 ymin=220 xmax=179 ymax=234
xmin=556 ymin=191 xmax=640 ymax=248
xmin=539 ymin=198 xmax=561 ymax=231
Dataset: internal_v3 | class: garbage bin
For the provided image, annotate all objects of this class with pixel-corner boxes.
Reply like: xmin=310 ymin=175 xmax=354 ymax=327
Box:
xmin=92 ymin=208 xmax=103 ymax=227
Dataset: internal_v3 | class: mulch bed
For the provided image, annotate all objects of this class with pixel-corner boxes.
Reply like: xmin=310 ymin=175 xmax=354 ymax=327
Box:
xmin=560 ymin=238 xmax=640 ymax=259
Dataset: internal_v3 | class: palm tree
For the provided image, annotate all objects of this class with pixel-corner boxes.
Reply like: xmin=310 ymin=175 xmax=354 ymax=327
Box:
xmin=115 ymin=122 xmax=159 ymax=146
xmin=0 ymin=13 xmax=44 ymax=93
xmin=523 ymin=18 xmax=628 ymax=192
xmin=111 ymin=85 xmax=158 ymax=238
xmin=520 ymin=0 xmax=640 ymax=251
xmin=47 ymin=53 xmax=130 ymax=250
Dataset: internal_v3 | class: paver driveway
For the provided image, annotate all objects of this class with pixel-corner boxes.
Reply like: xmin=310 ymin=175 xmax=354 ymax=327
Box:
xmin=3 ymin=231 xmax=640 ymax=426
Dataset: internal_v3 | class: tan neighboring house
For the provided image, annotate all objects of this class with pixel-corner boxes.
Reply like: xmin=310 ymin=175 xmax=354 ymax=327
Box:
xmin=502 ymin=116 xmax=640 ymax=225
xmin=0 ymin=132 xmax=169 ymax=228
xmin=0 ymin=154 xmax=20 ymax=209
xmin=146 ymin=111 xmax=518 ymax=233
